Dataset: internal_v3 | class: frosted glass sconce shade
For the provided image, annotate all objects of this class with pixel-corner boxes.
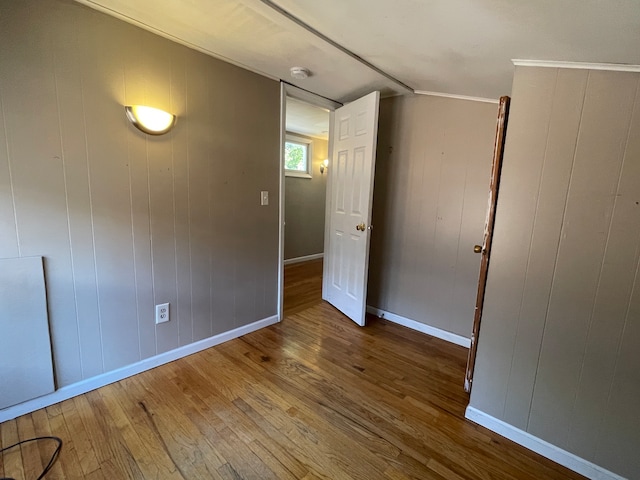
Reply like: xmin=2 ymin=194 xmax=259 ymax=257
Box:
xmin=125 ymin=105 xmax=176 ymax=135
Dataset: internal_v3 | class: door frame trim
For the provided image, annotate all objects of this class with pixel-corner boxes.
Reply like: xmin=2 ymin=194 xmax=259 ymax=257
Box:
xmin=464 ymin=95 xmax=510 ymax=392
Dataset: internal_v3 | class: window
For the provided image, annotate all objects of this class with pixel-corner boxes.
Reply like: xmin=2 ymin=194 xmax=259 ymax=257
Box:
xmin=285 ymin=134 xmax=312 ymax=178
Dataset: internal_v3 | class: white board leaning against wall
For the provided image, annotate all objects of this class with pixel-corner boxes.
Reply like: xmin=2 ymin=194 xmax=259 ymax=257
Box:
xmin=0 ymin=256 xmax=55 ymax=409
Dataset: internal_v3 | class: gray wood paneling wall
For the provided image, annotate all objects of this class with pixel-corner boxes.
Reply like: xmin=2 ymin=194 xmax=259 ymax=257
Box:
xmin=0 ymin=0 xmax=279 ymax=390
xmin=284 ymin=134 xmax=328 ymax=260
xmin=469 ymin=66 xmax=640 ymax=479
xmin=368 ymin=95 xmax=497 ymax=337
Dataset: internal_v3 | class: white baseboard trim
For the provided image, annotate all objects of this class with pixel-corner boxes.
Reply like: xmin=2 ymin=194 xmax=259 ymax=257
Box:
xmin=366 ymin=306 xmax=471 ymax=348
xmin=0 ymin=315 xmax=279 ymax=423
xmin=465 ymin=406 xmax=626 ymax=480
xmin=284 ymin=253 xmax=324 ymax=265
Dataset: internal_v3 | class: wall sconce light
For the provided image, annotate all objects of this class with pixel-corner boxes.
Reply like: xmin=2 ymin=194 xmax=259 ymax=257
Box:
xmin=320 ymin=159 xmax=329 ymax=174
xmin=125 ymin=105 xmax=176 ymax=135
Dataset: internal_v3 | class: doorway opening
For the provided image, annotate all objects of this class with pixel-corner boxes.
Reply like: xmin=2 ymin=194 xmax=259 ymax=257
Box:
xmin=279 ymin=84 xmax=339 ymax=318
xmin=278 ymin=84 xmax=381 ymax=326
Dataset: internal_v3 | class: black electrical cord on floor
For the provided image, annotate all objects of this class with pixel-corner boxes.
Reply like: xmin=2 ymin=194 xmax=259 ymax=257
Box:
xmin=0 ymin=436 xmax=62 ymax=480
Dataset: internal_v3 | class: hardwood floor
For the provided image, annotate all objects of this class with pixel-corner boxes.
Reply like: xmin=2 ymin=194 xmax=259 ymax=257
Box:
xmin=283 ymin=259 xmax=323 ymax=316
xmin=0 ymin=260 xmax=585 ymax=479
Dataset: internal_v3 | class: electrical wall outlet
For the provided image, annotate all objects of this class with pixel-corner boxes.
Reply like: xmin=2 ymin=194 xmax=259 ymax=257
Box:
xmin=155 ymin=303 xmax=170 ymax=324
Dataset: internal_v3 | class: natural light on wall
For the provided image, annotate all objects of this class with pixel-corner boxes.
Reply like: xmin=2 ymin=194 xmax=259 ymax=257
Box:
xmin=125 ymin=105 xmax=176 ymax=135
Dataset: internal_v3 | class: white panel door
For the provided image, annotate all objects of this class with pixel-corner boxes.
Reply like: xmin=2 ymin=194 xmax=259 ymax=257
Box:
xmin=323 ymin=91 xmax=380 ymax=326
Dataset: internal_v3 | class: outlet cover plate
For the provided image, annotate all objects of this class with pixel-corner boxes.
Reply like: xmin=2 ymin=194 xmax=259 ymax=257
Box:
xmin=155 ymin=303 xmax=170 ymax=324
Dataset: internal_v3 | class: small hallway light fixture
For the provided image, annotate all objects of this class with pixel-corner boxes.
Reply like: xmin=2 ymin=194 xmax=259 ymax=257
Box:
xmin=125 ymin=105 xmax=176 ymax=135
xmin=320 ymin=158 xmax=329 ymax=174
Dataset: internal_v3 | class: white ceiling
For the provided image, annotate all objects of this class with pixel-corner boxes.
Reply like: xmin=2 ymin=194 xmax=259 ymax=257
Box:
xmin=77 ymin=0 xmax=640 ymax=102
xmin=286 ymin=97 xmax=330 ymax=140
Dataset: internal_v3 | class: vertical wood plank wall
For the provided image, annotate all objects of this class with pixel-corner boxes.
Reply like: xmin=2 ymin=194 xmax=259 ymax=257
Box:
xmin=368 ymin=95 xmax=497 ymax=337
xmin=0 ymin=0 xmax=280 ymax=390
xmin=284 ymin=134 xmax=328 ymax=260
xmin=469 ymin=66 xmax=640 ymax=479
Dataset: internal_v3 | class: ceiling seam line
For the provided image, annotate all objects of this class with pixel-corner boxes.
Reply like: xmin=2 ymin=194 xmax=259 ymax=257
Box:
xmin=258 ymin=0 xmax=415 ymax=94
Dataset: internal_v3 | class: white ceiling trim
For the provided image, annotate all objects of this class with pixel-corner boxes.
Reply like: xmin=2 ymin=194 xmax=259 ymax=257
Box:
xmin=512 ymin=59 xmax=640 ymax=73
xmin=75 ymin=0 xmax=280 ymax=81
xmin=414 ymin=90 xmax=499 ymax=104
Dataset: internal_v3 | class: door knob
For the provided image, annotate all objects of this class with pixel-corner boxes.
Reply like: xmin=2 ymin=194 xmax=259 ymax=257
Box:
xmin=473 ymin=245 xmax=483 ymax=253
xmin=356 ymin=222 xmax=366 ymax=231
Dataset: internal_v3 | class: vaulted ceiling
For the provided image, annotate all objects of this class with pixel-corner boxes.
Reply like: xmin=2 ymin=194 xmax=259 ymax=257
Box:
xmin=77 ymin=0 xmax=640 ymax=103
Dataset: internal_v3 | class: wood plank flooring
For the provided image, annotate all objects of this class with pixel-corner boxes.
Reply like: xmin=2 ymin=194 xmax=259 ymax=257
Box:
xmin=0 ymin=260 xmax=585 ymax=479
xmin=283 ymin=259 xmax=323 ymax=316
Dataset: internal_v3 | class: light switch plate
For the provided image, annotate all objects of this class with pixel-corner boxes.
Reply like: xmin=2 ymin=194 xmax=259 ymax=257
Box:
xmin=261 ymin=190 xmax=269 ymax=206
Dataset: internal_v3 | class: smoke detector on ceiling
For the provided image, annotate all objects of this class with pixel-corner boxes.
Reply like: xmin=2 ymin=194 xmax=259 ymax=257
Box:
xmin=290 ymin=67 xmax=311 ymax=80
